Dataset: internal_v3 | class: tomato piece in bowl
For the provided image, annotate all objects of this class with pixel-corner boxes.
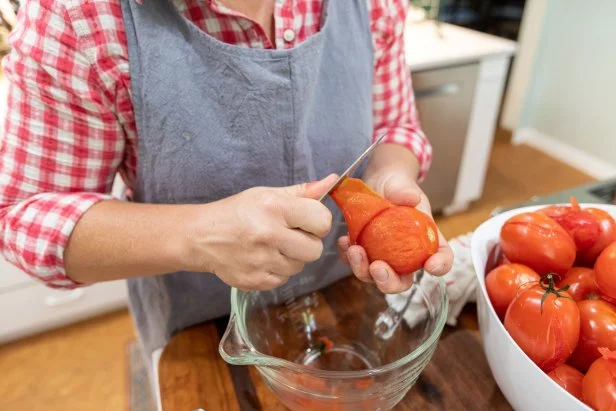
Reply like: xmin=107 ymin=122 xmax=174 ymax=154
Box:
xmin=582 ymin=348 xmax=616 ymax=411
xmin=548 ymin=364 xmax=584 ymax=401
xmin=485 ymin=263 xmax=540 ymax=320
xmin=500 ymin=212 xmax=576 ymax=275
xmin=557 ymin=267 xmax=599 ymax=302
xmin=594 ymin=241 xmax=616 ymax=302
xmin=538 ymin=198 xmax=601 ymax=254
xmin=504 ymin=275 xmax=580 ymax=373
xmin=568 ymin=299 xmax=616 ymax=373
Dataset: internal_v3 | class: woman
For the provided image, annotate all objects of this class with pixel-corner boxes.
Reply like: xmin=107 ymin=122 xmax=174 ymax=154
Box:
xmin=0 ymin=0 xmax=453 ymax=364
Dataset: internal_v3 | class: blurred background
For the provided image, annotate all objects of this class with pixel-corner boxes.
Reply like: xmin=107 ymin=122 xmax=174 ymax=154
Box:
xmin=412 ymin=0 xmax=526 ymax=39
xmin=0 ymin=0 xmax=17 ymax=56
xmin=0 ymin=1 xmax=615 ymax=410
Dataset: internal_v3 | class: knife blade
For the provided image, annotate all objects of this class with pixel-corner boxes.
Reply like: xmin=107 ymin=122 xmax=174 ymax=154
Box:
xmin=318 ymin=131 xmax=388 ymax=203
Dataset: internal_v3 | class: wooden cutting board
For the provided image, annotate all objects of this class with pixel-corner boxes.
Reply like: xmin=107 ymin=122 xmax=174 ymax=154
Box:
xmin=158 ymin=277 xmax=511 ymax=411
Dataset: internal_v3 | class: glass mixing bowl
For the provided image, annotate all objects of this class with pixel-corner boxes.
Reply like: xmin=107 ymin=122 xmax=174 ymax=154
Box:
xmin=219 ymin=260 xmax=448 ymax=410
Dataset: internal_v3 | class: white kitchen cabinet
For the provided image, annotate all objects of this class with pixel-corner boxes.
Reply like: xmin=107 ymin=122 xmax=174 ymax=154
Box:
xmin=0 ymin=252 xmax=32 ymax=290
xmin=0 ymin=254 xmax=128 ymax=343
xmin=406 ymin=21 xmax=516 ymax=214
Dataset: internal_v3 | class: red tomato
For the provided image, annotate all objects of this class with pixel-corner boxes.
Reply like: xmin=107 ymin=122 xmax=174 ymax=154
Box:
xmin=582 ymin=348 xmax=616 ymax=411
xmin=579 ymin=208 xmax=616 ymax=266
xmin=538 ymin=198 xmax=601 ymax=253
xmin=601 ymin=293 xmax=616 ymax=306
xmin=548 ymin=364 xmax=584 ymax=401
xmin=486 ymin=263 xmax=540 ymax=319
xmin=595 ymin=241 xmax=616 ymax=302
xmin=538 ymin=204 xmax=571 ymax=220
xmin=558 ymin=267 xmax=599 ymax=301
xmin=504 ymin=275 xmax=580 ymax=372
xmin=568 ymin=300 xmax=616 ymax=372
xmin=500 ymin=212 xmax=576 ymax=275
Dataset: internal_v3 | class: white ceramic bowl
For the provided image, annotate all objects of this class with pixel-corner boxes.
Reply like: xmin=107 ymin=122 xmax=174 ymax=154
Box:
xmin=471 ymin=204 xmax=616 ymax=411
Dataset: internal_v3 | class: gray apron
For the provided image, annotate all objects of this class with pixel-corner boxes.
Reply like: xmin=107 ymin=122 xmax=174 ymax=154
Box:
xmin=120 ymin=0 xmax=375 ymax=360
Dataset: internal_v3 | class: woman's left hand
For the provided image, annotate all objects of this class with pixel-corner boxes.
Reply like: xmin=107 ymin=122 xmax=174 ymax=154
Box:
xmin=337 ymin=144 xmax=454 ymax=294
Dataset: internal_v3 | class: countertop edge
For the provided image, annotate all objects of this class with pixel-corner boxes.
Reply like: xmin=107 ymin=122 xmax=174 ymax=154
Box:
xmin=406 ymin=21 xmax=517 ymax=72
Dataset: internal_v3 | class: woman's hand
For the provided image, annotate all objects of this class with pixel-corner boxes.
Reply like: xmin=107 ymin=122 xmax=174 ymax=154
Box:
xmin=338 ymin=143 xmax=453 ymax=294
xmin=183 ymin=174 xmax=338 ymax=291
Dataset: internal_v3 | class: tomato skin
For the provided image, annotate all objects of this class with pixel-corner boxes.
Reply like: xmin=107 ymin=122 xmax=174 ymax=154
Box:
xmin=558 ymin=267 xmax=599 ymax=302
xmin=582 ymin=349 xmax=616 ymax=411
xmin=579 ymin=209 xmax=616 ymax=266
xmin=601 ymin=292 xmax=616 ymax=306
xmin=538 ymin=204 xmax=571 ymax=220
xmin=548 ymin=364 xmax=584 ymax=401
xmin=595 ymin=242 xmax=616 ymax=301
xmin=538 ymin=204 xmax=601 ymax=252
xmin=568 ymin=300 xmax=616 ymax=372
xmin=358 ymin=206 xmax=438 ymax=275
xmin=500 ymin=212 xmax=576 ymax=275
xmin=486 ymin=263 xmax=540 ymax=319
xmin=504 ymin=283 xmax=580 ymax=372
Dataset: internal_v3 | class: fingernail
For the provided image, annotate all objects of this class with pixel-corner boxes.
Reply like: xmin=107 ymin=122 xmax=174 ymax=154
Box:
xmin=373 ymin=267 xmax=389 ymax=282
xmin=349 ymin=250 xmax=362 ymax=271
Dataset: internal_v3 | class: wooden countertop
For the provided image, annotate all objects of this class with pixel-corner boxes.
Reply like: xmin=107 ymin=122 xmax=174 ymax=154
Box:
xmin=158 ymin=276 xmax=512 ymax=411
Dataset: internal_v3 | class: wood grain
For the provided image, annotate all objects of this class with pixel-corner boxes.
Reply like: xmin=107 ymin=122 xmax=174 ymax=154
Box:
xmin=400 ymin=318 xmax=509 ymax=410
xmin=0 ymin=309 xmax=134 ymax=411
xmin=247 ymin=366 xmax=287 ymax=411
xmin=158 ymin=323 xmax=240 ymax=411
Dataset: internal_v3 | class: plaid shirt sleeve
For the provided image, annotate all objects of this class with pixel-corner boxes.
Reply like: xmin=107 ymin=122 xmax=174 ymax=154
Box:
xmin=371 ymin=0 xmax=432 ymax=181
xmin=0 ymin=0 xmax=122 ymax=288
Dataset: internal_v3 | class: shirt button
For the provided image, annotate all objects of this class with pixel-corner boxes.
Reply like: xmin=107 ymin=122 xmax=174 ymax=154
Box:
xmin=283 ymin=29 xmax=295 ymax=43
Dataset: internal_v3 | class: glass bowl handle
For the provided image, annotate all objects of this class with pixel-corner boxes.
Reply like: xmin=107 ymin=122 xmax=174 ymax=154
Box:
xmin=219 ymin=314 xmax=257 ymax=365
xmin=219 ymin=314 xmax=281 ymax=367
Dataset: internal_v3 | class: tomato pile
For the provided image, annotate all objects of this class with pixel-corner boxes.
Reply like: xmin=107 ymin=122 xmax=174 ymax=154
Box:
xmin=486 ymin=199 xmax=616 ymax=410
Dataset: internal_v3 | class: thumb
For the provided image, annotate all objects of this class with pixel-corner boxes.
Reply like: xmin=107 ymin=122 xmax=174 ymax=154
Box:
xmin=282 ymin=174 xmax=339 ymax=199
xmin=382 ymin=175 xmax=422 ymax=206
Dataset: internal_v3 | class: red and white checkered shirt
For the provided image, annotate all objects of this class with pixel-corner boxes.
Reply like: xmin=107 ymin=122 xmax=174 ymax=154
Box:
xmin=0 ymin=0 xmax=431 ymax=288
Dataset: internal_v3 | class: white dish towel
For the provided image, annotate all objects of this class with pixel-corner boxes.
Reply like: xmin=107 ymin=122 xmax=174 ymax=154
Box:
xmin=385 ymin=232 xmax=478 ymax=328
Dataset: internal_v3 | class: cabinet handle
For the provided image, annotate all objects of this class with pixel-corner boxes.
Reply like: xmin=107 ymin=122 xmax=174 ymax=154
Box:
xmin=44 ymin=289 xmax=85 ymax=307
xmin=415 ymin=83 xmax=460 ymax=99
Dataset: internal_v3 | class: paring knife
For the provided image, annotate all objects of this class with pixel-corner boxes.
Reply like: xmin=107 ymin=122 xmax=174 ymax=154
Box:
xmin=318 ymin=131 xmax=388 ymax=203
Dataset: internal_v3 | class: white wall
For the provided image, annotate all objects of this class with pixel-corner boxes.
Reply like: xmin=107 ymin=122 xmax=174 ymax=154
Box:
xmin=500 ymin=0 xmax=548 ymax=131
xmin=515 ymin=0 xmax=616 ymax=167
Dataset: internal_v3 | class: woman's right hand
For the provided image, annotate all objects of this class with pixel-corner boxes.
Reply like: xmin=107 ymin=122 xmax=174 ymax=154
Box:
xmin=183 ymin=174 xmax=338 ymax=291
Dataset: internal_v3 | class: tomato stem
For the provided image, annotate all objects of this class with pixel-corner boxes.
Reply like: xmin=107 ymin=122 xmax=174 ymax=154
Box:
xmin=538 ymin=273 xmax=572 ymax=312
xmin=569 ymin=196 xmax=580 ymax=211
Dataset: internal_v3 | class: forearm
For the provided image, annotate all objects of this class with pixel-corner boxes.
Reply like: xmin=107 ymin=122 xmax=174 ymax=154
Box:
xmin=65 ymin=200 xmax=198 ymax=284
